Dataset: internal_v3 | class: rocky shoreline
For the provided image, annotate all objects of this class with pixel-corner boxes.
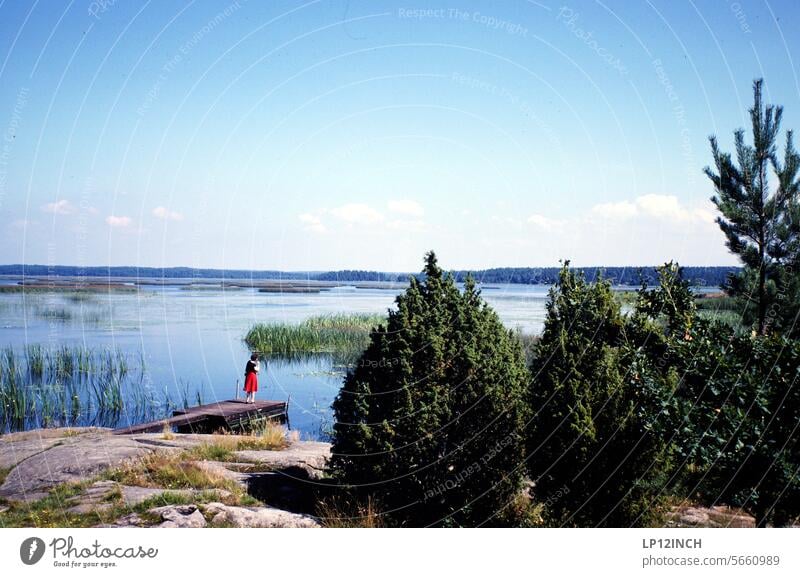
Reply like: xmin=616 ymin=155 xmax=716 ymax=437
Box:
xmin=0 ymin=427 xmax=331 ymax=528
xmin=1 ymin=427 xmax=786 ymax=528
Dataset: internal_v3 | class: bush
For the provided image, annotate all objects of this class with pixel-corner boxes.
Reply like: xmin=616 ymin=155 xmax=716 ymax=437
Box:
xmin=693 ymin=337 xmax=800 ymax=526
xmin=630 ymin=264 xmax=800 ymax=527
xmin=527 ymin=264 xmax=675 ymax=527
xmin=329 ymin=252 xmax=530 ymax=527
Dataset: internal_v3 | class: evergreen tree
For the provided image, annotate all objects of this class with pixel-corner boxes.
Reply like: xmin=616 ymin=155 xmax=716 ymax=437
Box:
xmin=705 ymin=79 xmax=800 ymax=335
xmin=329 ymin=251 xmax=529 ymax=527
xmin=527 ymin=264 xmax=674 ymax=527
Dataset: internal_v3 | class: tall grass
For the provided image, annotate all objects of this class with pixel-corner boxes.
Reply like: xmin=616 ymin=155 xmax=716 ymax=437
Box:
xmin=32 ymin=306 xmax=73 ymax=322
xmin=694 ymin=295 xmax=746 ymax=329
xmin=0 ymin=345 xmax=179 ymax=433
xmin=244 ymin=313 xmax=385 ymax=357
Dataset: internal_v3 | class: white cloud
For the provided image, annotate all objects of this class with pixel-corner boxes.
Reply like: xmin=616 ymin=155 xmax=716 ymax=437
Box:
xmin=298 ymin=213 xmax=327 ymax=234
xmin=329 ymin=203 xmax=384 ymax=224
xmin=527 ymin=213 xmax=565 ymax=230
xmin=152 ymin=206 xmax=184 ymax=221
xmin=106 ymin=215 xmax=132 ymax=228
xmin=41 ymin=200 xmax=74 ymax=215
xmin=591 ymin=200 xmax=638 ymax=220
xmin=388 ymin=199 xmax=424 ymax=217
xmin=589 ymin=195 xmax=714 ymax=225
xmin=635 ymin=194 xmax=686 ymax=220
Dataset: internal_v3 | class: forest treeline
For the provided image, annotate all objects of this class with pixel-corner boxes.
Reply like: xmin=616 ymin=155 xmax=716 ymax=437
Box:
xmin=0 ymin=264 xmax=739 ymax=287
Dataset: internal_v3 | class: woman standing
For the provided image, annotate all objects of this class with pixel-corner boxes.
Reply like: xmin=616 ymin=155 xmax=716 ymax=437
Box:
xmin=244 ymin=353 xmax=260 ymax=403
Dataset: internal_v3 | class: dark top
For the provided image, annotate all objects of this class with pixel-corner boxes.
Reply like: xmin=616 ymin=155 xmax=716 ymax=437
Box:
xmin=245 ymin=359 xmax=259 ymax=375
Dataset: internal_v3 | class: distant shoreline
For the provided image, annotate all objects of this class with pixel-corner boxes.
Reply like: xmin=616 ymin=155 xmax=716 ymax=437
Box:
xmin=0 ymin=264 xmax=740 ymax=287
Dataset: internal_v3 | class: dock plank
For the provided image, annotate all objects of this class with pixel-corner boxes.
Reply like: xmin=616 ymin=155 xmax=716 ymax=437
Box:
xmin=112 ymin=399 xmax=288 ymax=435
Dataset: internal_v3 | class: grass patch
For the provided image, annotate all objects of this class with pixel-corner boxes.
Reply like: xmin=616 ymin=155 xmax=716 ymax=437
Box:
xmin=244 ymin=313 xmax=384 ymax=356
xmin=0 ymin=481 xmax=100 ymax=528
xmin=104 ymin=451 xmax=238 ymax=492
xmin=131 ymin=488 xmax=258 ymax=512
xmin=694 ymin=294 xmax=739 ymax=310
xmin=0 ymin=467 xmax=11 ymax=486
xmin=203 ymin=421 xmax=290 ymax=454
xmin=316 ymin=496 xmax=384 ymax=528
xmin=184 ymin=443 xmax=236 ymax=462
xmin=0 ymin=455 xmax=264 ymax=528
xmin=694 ymin=295 xmax=747 ymax=329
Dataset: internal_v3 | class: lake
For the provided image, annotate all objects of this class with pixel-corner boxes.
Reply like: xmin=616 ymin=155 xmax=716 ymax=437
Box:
xmin=0 ymin=279 xmax=555 ymax=438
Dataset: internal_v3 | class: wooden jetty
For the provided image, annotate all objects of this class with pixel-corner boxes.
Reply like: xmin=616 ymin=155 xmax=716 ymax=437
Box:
xmin=112 ymin=399 xmax=288 ymax=435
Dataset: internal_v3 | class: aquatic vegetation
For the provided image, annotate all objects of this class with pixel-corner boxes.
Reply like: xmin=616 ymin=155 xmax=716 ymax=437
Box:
xmin=244 ymin=313 xmax=385 ymax=356
xmin=32 ymin=306 xmax=73 ymax=322
xmin=694 ymin=295 xmax=746 ymax=329
xmin=0 ymin=345 xmax=190 ymax=433
xmin=63 ymin=292 xmax=96 ymax=304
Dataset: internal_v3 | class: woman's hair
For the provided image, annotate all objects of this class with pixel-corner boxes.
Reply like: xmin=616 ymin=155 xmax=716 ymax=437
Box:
xmin=250 ymin=353 xmax=259 ymax=361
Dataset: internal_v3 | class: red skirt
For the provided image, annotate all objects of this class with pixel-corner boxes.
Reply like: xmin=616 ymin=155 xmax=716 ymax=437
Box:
xmin=244 ymin=372 xmax=258 ymax=393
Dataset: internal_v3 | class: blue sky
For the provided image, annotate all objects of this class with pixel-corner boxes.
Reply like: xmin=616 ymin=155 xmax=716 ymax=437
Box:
xmin=1 ymin=0 xmax=799 ymax=271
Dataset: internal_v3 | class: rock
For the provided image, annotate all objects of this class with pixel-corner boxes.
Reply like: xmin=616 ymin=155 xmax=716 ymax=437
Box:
xmin=150 ymin=504 xmax=207 ymax=528
xmin=104 ymin=513 xmax=146 ymax=528
xmin=0 ymin=429 xmax=87 ymax=470
xmin=0 ymin=428 xmax=333 ymax=521
xmin=66 ymin=480 xmax=119 ymax=514
xmin=68 ymin=503 xmax=114 ymax=515
xmin=119 ymin=485 xmax=172 ymax=506
xmin=119 ymin=485 xmax=232 ymax=507
xmin=203 ymin=502 xmax=319 ymax=528
xmin=191 ymin=460 xmax=249 ymax=484
xmin=234 ymin=441 xmax=331 ymax=479
xmin=679 ymin=507 xmax=710 ymax=526
xmin=67 ymin=481 xmax=119 ymax=514
xmin=666 ymin=504 xmax=756 ymax=528
xmin=0 ymin=432 xmax=153 ymax=501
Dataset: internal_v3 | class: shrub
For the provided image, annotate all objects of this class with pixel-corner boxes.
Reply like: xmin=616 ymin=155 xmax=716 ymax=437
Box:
xmin=527 ymin=264 xmax=675 ymax=527
xmin=630 ymin=264 xmax=800 ymax=526
xmin=329 ymin=252 xmax=530 ymax=527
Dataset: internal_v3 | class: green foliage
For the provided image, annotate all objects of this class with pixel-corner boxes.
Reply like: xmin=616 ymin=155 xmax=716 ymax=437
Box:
xmin=528 ymin=263 xmax=675 ymax=527
xmin=690 ymin=337 xmax=800 ymax=527
xmin=705 ymin=79 xmax=800 ymax=335
xmin=330 ymin=252 xmax=530 ymax=527
xmin=635 ymin=262 xmax=696 ymax=336
xmin=629 ymin=264 xmax=800 ymax=527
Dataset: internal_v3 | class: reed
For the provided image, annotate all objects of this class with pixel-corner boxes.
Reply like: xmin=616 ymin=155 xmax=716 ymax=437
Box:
xmin=0 ymin=345 xmax=188 ymax=433
xmin=32 ymin=306 xmax=73 ymax=322
xmin=244 ymin=313 xmax=384 ymax=356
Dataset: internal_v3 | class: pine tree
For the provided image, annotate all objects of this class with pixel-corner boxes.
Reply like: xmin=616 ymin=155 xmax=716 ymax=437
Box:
xmin=705 ymin=79 xmax=800 ymax=334
xmin=329 ymin=251 xmax=529 ymax=527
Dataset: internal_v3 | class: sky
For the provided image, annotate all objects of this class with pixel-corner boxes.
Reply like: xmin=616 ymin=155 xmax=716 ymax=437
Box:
xmin=0 ymin=0 xmax=799 ymax=272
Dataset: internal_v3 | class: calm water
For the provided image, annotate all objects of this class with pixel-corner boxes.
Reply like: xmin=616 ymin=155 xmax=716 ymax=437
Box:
xmin=0 ymin=281 xmax=552 ymax=438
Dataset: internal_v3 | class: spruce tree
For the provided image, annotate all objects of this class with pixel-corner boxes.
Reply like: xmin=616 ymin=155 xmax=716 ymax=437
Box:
xmin=705 ymin=79 xmax=800 ymax=334
xmin=329 ymin=251 xmax=529 ymax=527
